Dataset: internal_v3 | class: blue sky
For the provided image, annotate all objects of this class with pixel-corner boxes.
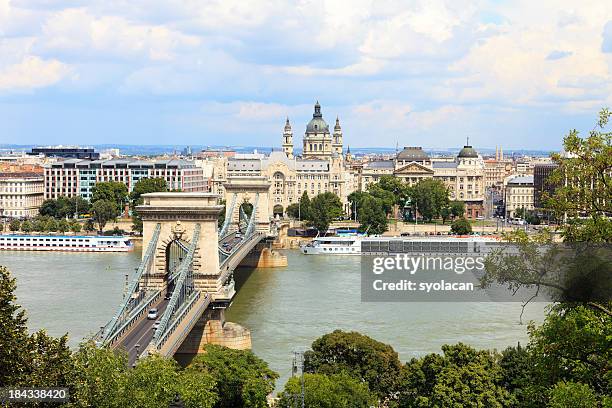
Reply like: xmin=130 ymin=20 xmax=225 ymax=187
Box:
xmin=0 ymin=0 xmax=611 ymax=150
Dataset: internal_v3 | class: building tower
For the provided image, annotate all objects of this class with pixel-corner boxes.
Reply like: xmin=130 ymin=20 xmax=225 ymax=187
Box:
xmin=345 ymin=145 xmax=352 ymax=162
xmin=282 ymin=117 xmax=294 ymax=158
xmin=332 ymin=116 xmax=343 ymax=155
xmin=302 ymin=101 xmax=332 ymax=159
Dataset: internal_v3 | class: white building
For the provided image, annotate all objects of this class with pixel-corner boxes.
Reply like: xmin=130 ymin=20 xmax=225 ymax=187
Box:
xmin=504 ymin=175 xmax=534 ymax=218
xmin=0 ymin=172 xmax=45 ymax=218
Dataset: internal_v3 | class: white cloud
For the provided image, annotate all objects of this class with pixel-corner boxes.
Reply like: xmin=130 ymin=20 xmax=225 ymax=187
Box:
xmin=0 ymin=55 xmax=72 ymax=91
xmin=38 ymin=8 xmax=200 ymax=61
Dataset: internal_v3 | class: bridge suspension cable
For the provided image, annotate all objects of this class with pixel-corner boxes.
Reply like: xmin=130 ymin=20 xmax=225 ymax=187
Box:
xmin=151 ymin=223 xmax=201 ymax=348
xmin=245 ymin=193 xmax=259 ymax=237
xmin=219 ymin=193 xmax=236 ymax=238
xmin=101 ymin=223 xmax=161 ymax=343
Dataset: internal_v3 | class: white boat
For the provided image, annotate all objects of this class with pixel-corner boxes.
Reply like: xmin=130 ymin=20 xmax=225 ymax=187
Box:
xmin=301 ymin=235 xmax=501 ymax=255
xmin=0 ymin=234 xmax=133 ymax=252
xmin=300 ymin=236 xmax=362 ymax=255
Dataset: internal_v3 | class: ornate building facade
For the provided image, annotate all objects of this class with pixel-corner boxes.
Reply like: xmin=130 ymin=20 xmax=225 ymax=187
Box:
xmin=209 ymin=102 xmax=352 ymax=215
xmin=354 ymin=144 xmax=486 ymax=218
xmin=207 ymin=101 xmax=486 ymax=219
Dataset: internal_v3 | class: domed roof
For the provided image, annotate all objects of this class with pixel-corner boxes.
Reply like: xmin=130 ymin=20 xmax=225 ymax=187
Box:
xmin=397 ymin=146 xmax=429 ymax=161
xmin=306 ymin=101 xmax=329 ymax=134
xmin=458 ymin=145 xmax=479 ymax=158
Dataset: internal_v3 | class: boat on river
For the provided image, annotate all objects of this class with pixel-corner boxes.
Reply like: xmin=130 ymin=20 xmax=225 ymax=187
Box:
xmin=0 ymin=234 xmax=133 ymax=252
xmin=300 ymin=235 xmax=501 ymax=255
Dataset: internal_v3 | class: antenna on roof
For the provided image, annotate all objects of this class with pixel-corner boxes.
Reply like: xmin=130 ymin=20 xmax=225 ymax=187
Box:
xmin=466 ymin=136 xmax=470 ymax=146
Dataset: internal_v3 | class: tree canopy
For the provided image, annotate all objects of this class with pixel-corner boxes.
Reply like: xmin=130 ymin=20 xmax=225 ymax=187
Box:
xmin=304 ymin=330 xmax=402 ymax=401
xmin=91 ymin=181 xmax=129 ymax=215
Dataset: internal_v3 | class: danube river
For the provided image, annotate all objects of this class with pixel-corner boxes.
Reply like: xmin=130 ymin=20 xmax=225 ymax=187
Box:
xmin=1 ymin=249 xmax=547 ymax=388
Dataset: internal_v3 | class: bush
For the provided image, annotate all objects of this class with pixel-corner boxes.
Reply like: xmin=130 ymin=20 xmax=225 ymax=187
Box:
xmin=9 ymin=219 xmax=20 ymax=232
xmin=451 ymin=217 xmax=472 ymax=235
xmin=548 ymin=381 xmax=599 ymax=408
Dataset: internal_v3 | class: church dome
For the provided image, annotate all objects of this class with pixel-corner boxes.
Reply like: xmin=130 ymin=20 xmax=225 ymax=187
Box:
xmin=306 ymin=101 xmax=329 ymax=134
xmin=458 ymin=145 xmax=479 ymax=158
xmin=397 ymin=146 xmax=429 ymax=161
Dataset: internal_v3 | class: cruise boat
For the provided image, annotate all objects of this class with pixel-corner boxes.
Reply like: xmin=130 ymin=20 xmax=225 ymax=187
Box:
xmin=301 ymin=235 xmax=501 ymax=255
xmin=0 ymin=234 xmax=133 ymax=252
xmin=300 ymin=236 xmax=362 ymax=255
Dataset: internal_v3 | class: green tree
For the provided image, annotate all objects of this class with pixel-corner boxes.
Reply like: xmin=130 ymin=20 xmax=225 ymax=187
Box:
xmin=70 ymin=221 xmax=82 ymax=234
xmin=440 ymin=206 xmax=451 ymax=224
xmin=20 ymin=220 xmax=32 ymax=233
xmin=544 ymin=108 xmax=612 ymax=242
xmin=450 ymin=200 xmax=465 ymax=218
xmin=285 ymin=203 xmax=300 ymax=219
xmin=91 ymin=199 xmax=117 ymax=232
xmin=357 ymin=195 xmax=388 ymax=235
xmin=277 ymin=373 xmax=375 ymax=408
xmin=58 ymin=219 xmax=70 ymax=234
xmin=0 ymin=266 xmax=30 ymax=385
xmin=187 ymin=344 xmax=278 ymax=408
xmin=347 ymin=190 xmax=369 ymax=220
xmin=527 ymin=304 xmax=611 ymax=397
xmin=499 ymin=343 xmax=539 ymax=406
xmin=70 ymin=196 xmax=90 ymax=218
xmin=482 ymin=229 xmax=611 ymax=318
xmin=9 ymin=219 xmax=20 ymax=232
xmin=304 ymin=330 xmax=402 ymax=401
xmin=410 ymin=179 xmax=450 ymax=221
xmin=130 ymin=177 xmax=168 ymax=209
xmin=548 ymin=381 xmax=600 ymax=408
xmin=398 ymin=343 xmax=514 ymax=407
xmin=116 ymin=356 xmax=217 ymax=408
xmin=376 ymin=175 xmax=411 ymax=206
xmin=308 ymin=193 xmax=343 ymax=232
xmin=450 ymin=217 xmax=472 ymax=235
xmin=39 ymin=199 xmax=59 ymax=218
xmin=298 ymin=191 xmax=311 ymax=221
xmin=367 ymin=184 xmax=396 ymax=215
xmin=24 ymin=330 xmax=73 ymax=389
xmin=84 ymin=219 xmax=95 ymax=233
xmin=32 ymin=217 xmax=47 ymax=232
xmin=68 ymin=341 xmax=129 ymax=407
xmin=46 ymin=218 xmax=58 ymax=232
xmin=91 ymin=181 xmax=128 ymax=216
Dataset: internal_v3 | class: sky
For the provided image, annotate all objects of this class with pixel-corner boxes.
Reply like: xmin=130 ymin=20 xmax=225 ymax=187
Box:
xmin=0 ymin=0 xmax=611 ymax=150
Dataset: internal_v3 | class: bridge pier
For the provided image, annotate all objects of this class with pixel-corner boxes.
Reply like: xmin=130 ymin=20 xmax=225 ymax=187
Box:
xmin=239 ymin=241 xmax=288 ymax=268
xmin=173 ymin=308 xmax=252 ymax=365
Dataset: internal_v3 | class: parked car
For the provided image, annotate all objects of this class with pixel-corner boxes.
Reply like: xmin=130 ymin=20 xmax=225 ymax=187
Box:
xmin=147 ymin=308 xmax=158 ymax=320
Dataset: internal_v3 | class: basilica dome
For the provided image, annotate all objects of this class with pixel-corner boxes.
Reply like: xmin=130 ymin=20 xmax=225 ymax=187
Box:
xmin=305 ymin=101 xmax=330 ymax=134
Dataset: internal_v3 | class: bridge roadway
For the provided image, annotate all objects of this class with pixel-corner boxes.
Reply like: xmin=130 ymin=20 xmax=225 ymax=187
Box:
xmin=120 ymin=297 xmax=169 ymax=366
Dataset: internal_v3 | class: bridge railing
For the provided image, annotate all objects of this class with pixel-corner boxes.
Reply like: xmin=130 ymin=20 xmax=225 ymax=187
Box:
xmin=154 ymin=292 xmax=211 ymax=355
xmin=105 ymin=289 xmax=163 ymax=347
xmin=101 ymin=223 xmax=161 ymax=343
xmin=151 ymin=223 xmax=200 ymax=347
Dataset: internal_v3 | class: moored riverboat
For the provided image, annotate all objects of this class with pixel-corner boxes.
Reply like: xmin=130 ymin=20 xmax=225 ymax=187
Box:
xmin=0 ymin=234 xmax=133 ymax=252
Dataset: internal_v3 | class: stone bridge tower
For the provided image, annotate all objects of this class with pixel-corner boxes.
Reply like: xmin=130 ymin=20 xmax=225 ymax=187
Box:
xmin=137 ymin=193 xmax=224 ymax=291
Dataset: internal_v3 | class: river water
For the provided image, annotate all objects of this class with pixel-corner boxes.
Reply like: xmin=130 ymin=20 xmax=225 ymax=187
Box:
xmin=0 ymin=248 xmax=547 ymax=389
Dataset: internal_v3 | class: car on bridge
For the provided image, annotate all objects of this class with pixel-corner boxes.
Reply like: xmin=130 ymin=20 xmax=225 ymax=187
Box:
xmin=152 ymin=319 xmax=161 ymax=330
xmin=147 ymin=308 xmax=158 ymax=320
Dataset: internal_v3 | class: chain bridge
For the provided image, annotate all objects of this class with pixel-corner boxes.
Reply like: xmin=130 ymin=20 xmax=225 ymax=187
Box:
xmin=96 ymin=178 xmax=281 ymax=366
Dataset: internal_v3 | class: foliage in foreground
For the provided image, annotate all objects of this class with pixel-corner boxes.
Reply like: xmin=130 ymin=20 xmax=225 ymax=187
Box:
xmin=0 ymin=265 xmax=276 ymax=408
